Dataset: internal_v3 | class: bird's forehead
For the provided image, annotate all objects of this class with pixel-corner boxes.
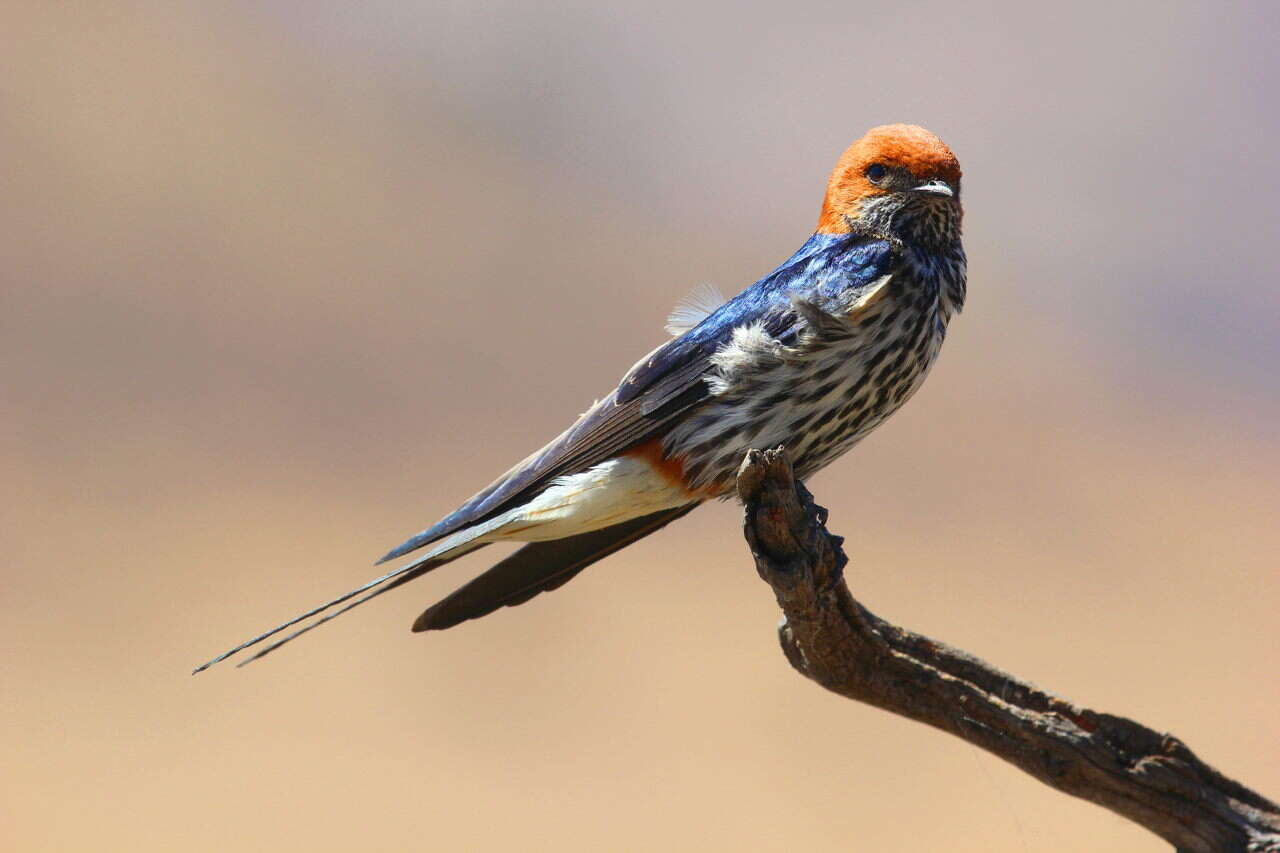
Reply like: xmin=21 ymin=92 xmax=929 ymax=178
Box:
xmin=841 ymin=124 xmax=961 ymax=183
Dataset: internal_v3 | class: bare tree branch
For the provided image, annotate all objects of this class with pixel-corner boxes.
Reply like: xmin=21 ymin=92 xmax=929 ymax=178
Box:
xmin=736 ymin=448 xmax=1280 ymax=853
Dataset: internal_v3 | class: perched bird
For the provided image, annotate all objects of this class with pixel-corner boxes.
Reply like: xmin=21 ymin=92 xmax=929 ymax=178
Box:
xmin=194 ymin=124 xmax=966 ymax=672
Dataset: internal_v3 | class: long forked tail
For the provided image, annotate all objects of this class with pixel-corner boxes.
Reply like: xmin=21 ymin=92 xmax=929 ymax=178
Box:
xmin=236 ymin=505 xmax=695 ymax=667
xmin=413 ymin=503 xmax=698 ymax=631
xmin=192 ymin=503 xmax=698 ymax=673
xmin=193 ymin=503 xmax=699 ymax=672
xmin=192 ymin=541 xmax=489 ymax=674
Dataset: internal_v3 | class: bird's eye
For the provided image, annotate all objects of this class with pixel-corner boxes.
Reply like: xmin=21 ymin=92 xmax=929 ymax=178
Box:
xmin=865 ymin=163 xmax=888 ymax=184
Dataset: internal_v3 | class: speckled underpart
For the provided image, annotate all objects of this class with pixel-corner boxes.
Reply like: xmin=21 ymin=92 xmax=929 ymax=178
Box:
xmin=664 ymin=242 xmax=965 ymax=495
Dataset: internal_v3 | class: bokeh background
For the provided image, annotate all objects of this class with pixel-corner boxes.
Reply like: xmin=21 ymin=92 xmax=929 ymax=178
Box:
xmin=3 ymin=2 xmax=1278 ymax=850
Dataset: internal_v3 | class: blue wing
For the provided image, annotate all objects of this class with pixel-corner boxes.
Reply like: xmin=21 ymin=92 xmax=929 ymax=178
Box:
xmin=377 ymin=233 xmax=898 ymax=564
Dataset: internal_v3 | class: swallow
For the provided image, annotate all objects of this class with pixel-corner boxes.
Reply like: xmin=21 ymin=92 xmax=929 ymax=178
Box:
xmin=194 ymin=124 xmax=965 ymax=672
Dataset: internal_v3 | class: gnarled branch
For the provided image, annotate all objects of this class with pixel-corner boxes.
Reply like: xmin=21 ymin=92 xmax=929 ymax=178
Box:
xmin=736 ymin=448 xmax=1280 ymax=853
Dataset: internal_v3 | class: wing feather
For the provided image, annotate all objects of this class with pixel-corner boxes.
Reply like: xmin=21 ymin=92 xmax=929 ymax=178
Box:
xmin=378 ymin=234 xmax=898 ymax=565
xmin=376 ymin=307 xmax=798 ymax=565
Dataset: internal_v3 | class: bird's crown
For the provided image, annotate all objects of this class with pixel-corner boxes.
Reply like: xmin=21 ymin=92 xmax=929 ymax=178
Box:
xmin=817 ymin=124 xmax=961 ymax=236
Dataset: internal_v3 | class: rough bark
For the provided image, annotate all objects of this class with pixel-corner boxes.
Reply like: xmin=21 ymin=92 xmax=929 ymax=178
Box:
xmin=736 ymin=448 xmax=1280 ymax=853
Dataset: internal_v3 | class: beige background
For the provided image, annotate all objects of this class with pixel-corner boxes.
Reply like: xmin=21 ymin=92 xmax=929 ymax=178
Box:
xmin=3 ymin=2 xmax=1277 ymax=850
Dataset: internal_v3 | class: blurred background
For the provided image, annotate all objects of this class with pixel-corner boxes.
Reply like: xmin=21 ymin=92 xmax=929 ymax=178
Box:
xmin=3 ymin=1 xmax=1277 ymax=850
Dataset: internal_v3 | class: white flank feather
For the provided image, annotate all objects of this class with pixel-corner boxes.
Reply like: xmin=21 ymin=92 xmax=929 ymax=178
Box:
xmin=488 ymin=457 xmax=690 ymax=541
xmin=665 ymin=283 xmax=728 ymax=336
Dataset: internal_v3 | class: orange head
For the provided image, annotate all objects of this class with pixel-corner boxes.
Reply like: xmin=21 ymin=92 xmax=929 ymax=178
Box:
xmin=817 ymin=124 xmax=962 ymax=238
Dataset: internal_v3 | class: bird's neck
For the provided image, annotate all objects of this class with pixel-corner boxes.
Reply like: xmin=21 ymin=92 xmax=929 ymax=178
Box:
xmin=903 ymin=240 xmax=967 ymax=320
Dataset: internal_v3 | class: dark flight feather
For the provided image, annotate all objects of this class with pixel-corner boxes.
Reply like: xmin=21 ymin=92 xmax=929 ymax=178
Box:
xmin=412 ymin=503 xmax=699 ymax=631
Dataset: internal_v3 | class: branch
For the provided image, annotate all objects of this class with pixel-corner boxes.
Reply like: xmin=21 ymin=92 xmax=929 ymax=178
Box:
xmin=736 ymin=448 xmax=1280 ymax=853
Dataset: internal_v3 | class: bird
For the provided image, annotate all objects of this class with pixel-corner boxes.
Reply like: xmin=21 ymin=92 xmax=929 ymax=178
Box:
xmin=194 ymin=123 xmax=966 ymax=673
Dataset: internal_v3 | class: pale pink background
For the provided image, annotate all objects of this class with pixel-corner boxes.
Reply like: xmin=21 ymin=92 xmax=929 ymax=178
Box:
xmin=3 ymin=2 xmax=1278 ymax=850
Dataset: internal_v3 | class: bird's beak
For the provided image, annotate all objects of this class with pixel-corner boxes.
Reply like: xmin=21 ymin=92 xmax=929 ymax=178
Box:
xmin=911 ymin=179 xmax=955 ymax=198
